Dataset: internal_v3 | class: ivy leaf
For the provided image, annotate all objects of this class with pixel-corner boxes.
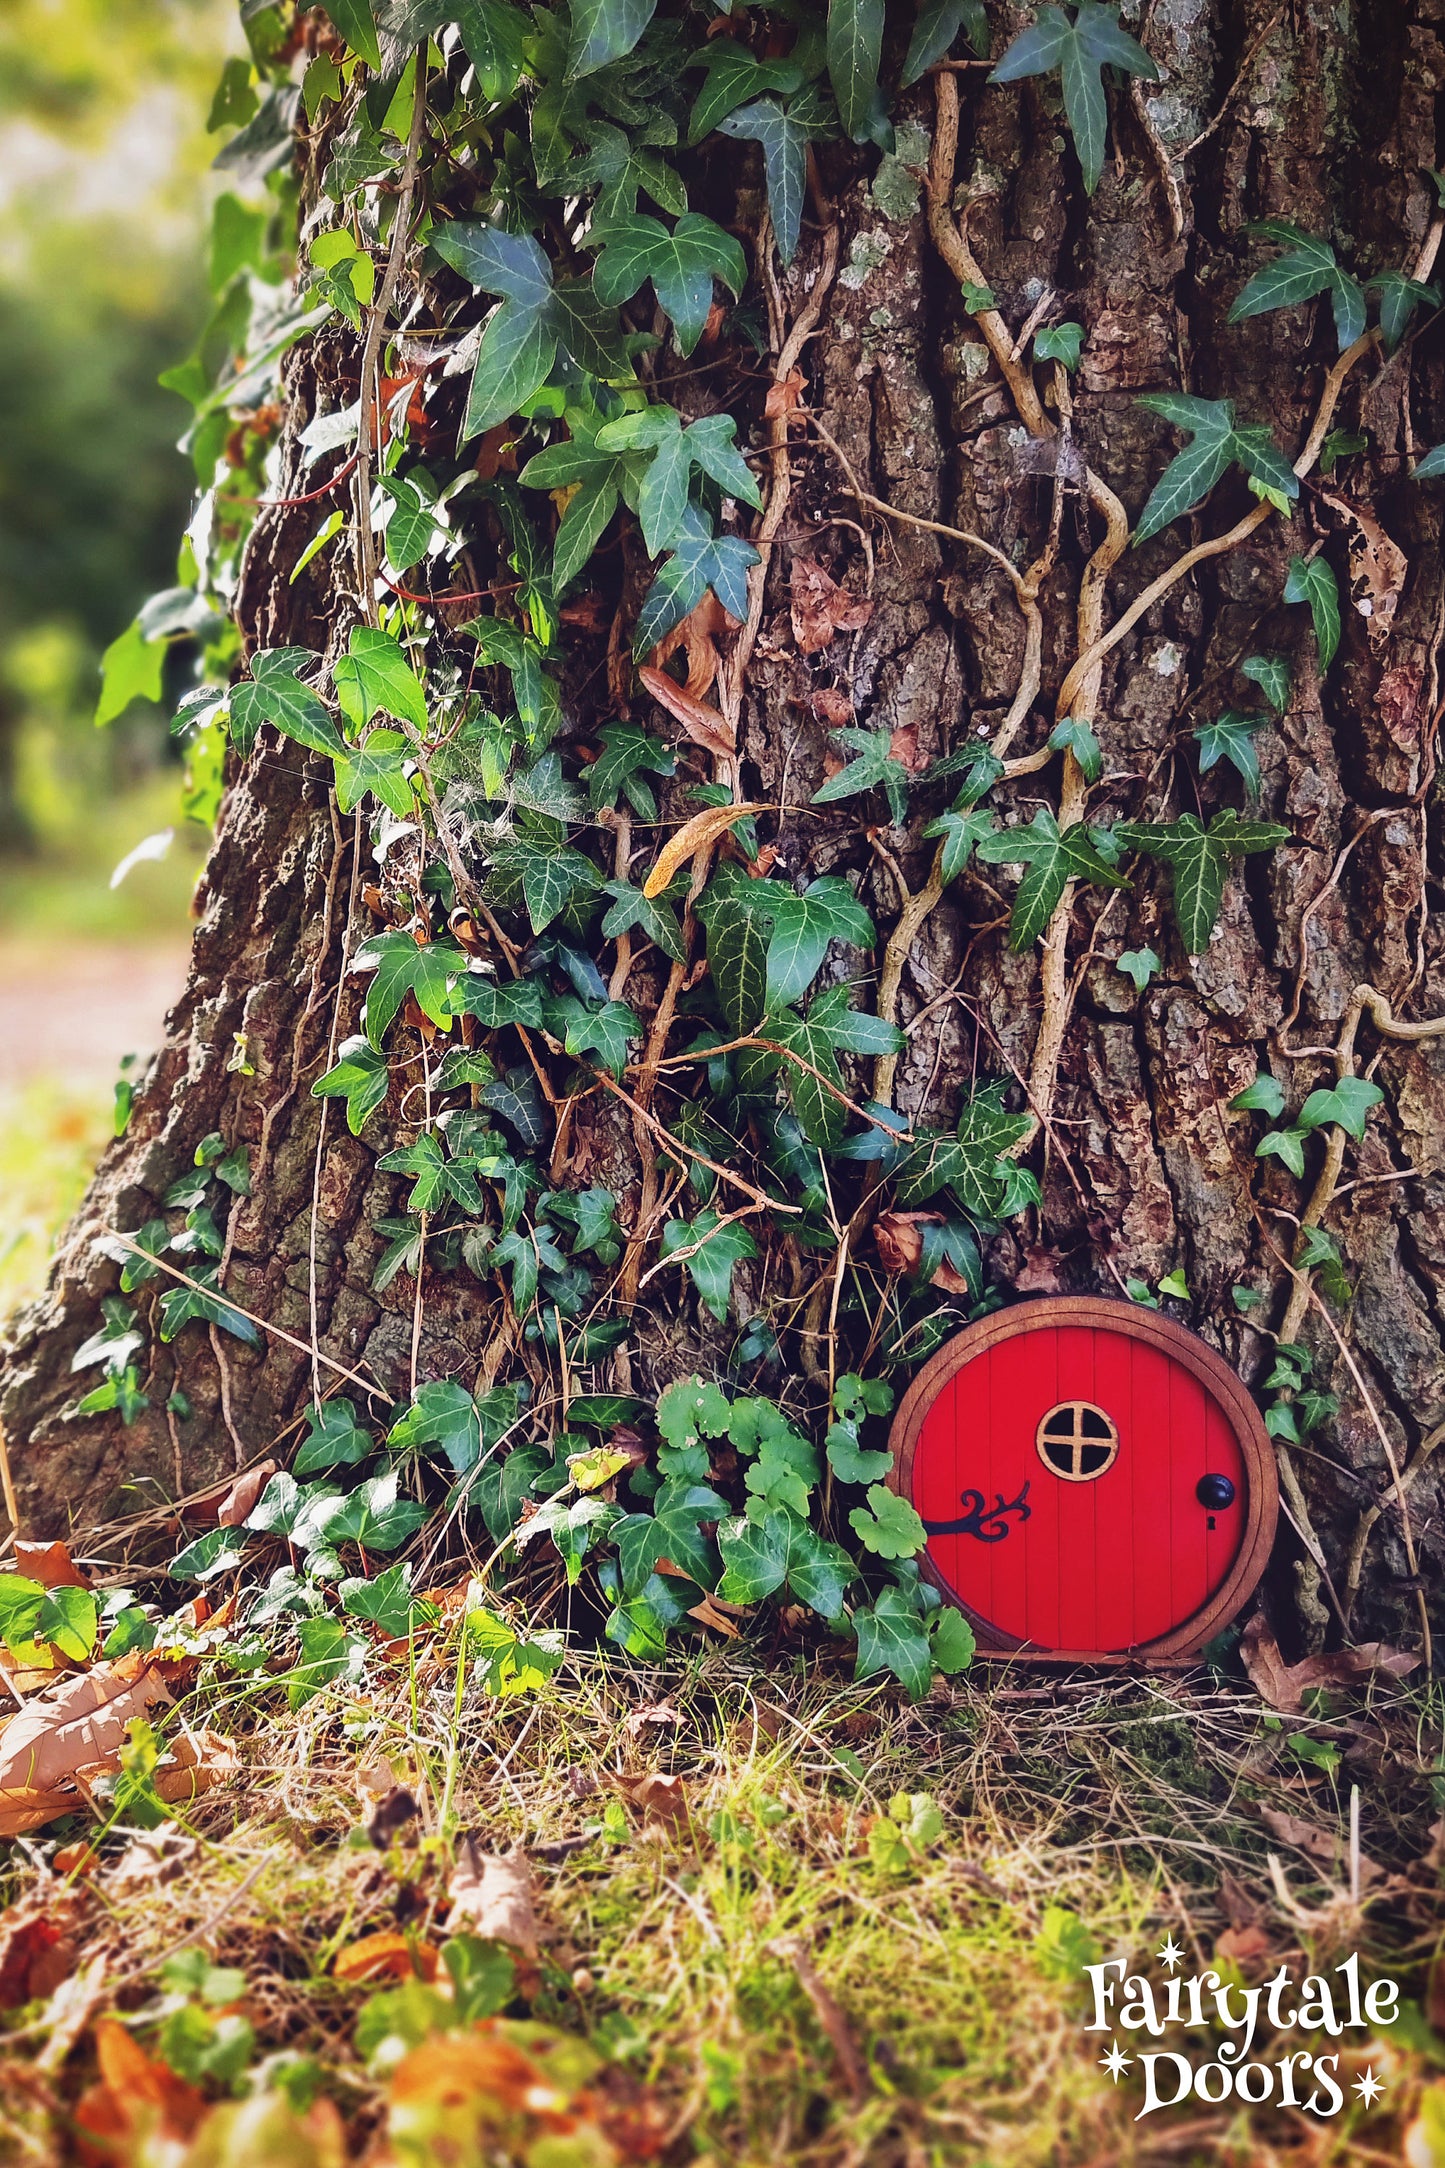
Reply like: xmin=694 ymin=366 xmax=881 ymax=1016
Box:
xmin=1297 ymin=1075 xmax=1384 ymax=1140
xmin=1231 ymin=1073 xmax=1287 ymax=1120
xmin=323 ymin=0 xmax=382 ymax=68
xmin=340 ymin=1562 xmax=436 ymax=1638
xmin=95 ymin=617 xmax=166 ymax=728
xmin=544 ymin=993 xmax=641 ymax=1077
xmin=157 ymin=1269 xmax=260 ymax=1347
xmin=333 ymin=625 xmax=428 ymax=733
xmin=1194 ymin=710 xmax=1267 ymax=797
xmin=699 ymin=888 xmax=772 ymax=1033
xmin=75 ymin=1365 xmax=150 ymax=1424
xmin=72 ymin=1297 xmax=144 ymax=1377
xmin=847 ymin=1484 xmax=927 ymax=1562
xmin=990 ymin=2 xmax=1158 ymax=196
xmin=568 ymin=0 xmax=658 ymax=79
xmin=1048 ymin=716 xmax=1103 ymax=783
xmin=716 ymin=1511 xmax=853 ymax=1620
xmin=661 ymin=1212 xmax=759 ymax=1321
xmin=827 ymin=0 xmax=888 ymax=145
xmin=601 ymin=878 xmax=687 ymax=964
xmin=1369 ymin=269 xmax=1440 ymax=353
xmin=893 ymin=1084 xmax=1031 ymax=1215
xmin=811 ymin=726 xmax=912 ymax=826
xmin=584 ymin=723 xmax=675 ymax=820
xmin=1133 ymin=393 xmax=1298 ymax=545
xmin=975 ymin=808 xmax=1129 ymax=950
xmin=312 ymin=1035 xmax=390 ymax=1135
xmin=431 ymin=223 xmax=631 ymax=438
xmin=167 ymin=1528 xmax=246 ymax=1583
xmin=902 ymin=0 xmax=989 ymax=87
xmin=589 ymin=215 xmax=747 ymax=356
xmin=853 ymin=1584 xmax=933 ymax=1700
xmin=325 ymin=1472 xmax=428 ymax=1552
xmin=334 ymin=729 xmax=417 ymax=818
xmin=1240 ymin=654 xmax=1290 ymax=712
xmin=1284 ymin=554 xmax=1341 ymax=671
xmin=388 ymin=1380 xmax=485 ymax=1473
xmin=1228 ymin=221 xmax=1367 ymax=351
xmin=923 ymin=804 xmax=995 ymax=884
xmin=486 ymin=838 xmax=604 ymax=934
xmin=379 ymin=1131 xmax=489 ymax=1215
xmin=353 ymin=931 xmax=462 ymax=1047
xmin=931 ymin=1606 xmax=975 ymax=1673
xmin=825 ymin=1422 xmax=892 ymax=1485
xmin=1115 ymin=947 xmax=1159 ymax=992
xmin=230 ymin=647 xmax=344 ymax=759
xmin=453 ymin=0 xmax=528 ymax=100
xmin=1114 ymin=810 xmax=1289 ymax=953
xmin=1034 ymin=320 xmax=1085 ymax=369
xmin=450 ymin=974 xmax=546 ymax=1031
xmin=521 ymin=1495 xmax=619 ymax=1584
xmin=294 ymin=1398 xmax=375 ymax=1475
xmin=1256 ymin=1126 xmax=1307 ymax=1177
xmin=634 ymin=503 xmax=759 ymax=654
xmin=379 ymin=472 xmax=442 ymax=573
xmin=478 ymin=1074 xmax=550 ymax=1151
xmin=763 ymin=878 xmax=874 ymax=1007
xmin=1413 ymin=443 xmax=1445 ymax=481
xmin=718 ymin=98 xmax=809 ymax=266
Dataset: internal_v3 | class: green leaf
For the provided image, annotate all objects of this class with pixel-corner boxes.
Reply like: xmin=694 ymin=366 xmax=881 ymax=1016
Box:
xmin=96 ymin=618 xmax=165 ymax=728
xmin=487 ymin=838 xmax=603 ymax=934
xmin=1034 ymin=320 xmax=1085 ymax=369
xmin=991 ymin=2 xmax=1157 ymax=195
xmin=700 ymin=891 xmax=772 ymax=1034
xmin=1284 ymin=554 xmax=1341 ymax=671
xmin=853 ymin=1585 xmax=933 ymax=1700
xmin=1133 ymin=393 xmax=1297 ymax=544
xmin=168 ymin=1527 xmax=248 ymax=1581
xmin=1115 ymin=947 xmax=1159 ymax=992
xmin=340 ymin=1561 xmax=435 ymax=1638
xmin=661 ymin=1211 xmax=759 ymax=1321
xmin=1194 ymin=710 xmax=1266 ymax=797
xmin=634 ymin=505 xmax=758 ymax=654
xmin=353 ymin=932 xmax=462 ymax=1047
xmin=72 ymin=1297 xmax=144 ymax=1377
xmin=811 ymin=726 xmax=911 ymax=826
xmin=1240 ymin=654 xmax=1290 ymax=712
xmin=334 ymin=729 xmax=417 ymax=818
xmin=322 ymin=0 xmax=382 ymax=67
xmin=1114 ymin=810 xmax=1289 ymax=953
xmin=333 ymin=625 xmax=429 ymax=733
xmin=902 ymin=0 xmax=989 ymax=87
xmin=718 ymin=98 xmax=809 ymax=266
xmin=1231 ymin=1073 xmax=1287 ymax=1120
xmin=1048 ymin=716 xmax=1103 ymax=783
xmin=1297 ymin=1224 xmax=1352 ymax=1306
xmin=827 ymin=0 xmax=887 ymax=144
xmin=848 ymin=1483 xmax=927 ymax=1560
xmin=601 ymin=879 xmax=686 ymax=965
xmin=923 ymin=805 xmax=995 ymax=885
xmin=930 ymin=1606 xmax=975 ymax=1674
xmin=589 ymin=216 xmax=747 ymax=356
xmin=157 ymin=1270 xmax=260 ymax=1348
xmin=325 ymin=1472 xmax=428 ymax=1552
xmin=433 ymin=224 xmax=630 ymax=437
xmin=657 ymin=1376 xmax=732 ymax=1453
xmin=1228 ymin=222 xmax=1367 ymax=352
xmin=231 ymin=647 xmax=345 ymax=758
xmin=825 ymin=1422 xmax=892 ymax=1485
xmin=545 ymin=994 xmax=641 ymax=1078
xmin=313 ymin=1034 xmax=390 ymax=1135
xmin=453 ymin=0 xmax=528 ymax=100
xmin=568 ymin=0 xmax=658 ymax=78
xmin=388 ymin=1380 xmax=484 ymax=1473
xmin=1297 ymin=1075 xmax=1384 ymax=1141
xmin=295 ymin=1399 xmax=375 ymax=1475
xmin=584 ymin=722 xmax=675 ymax=818
xmin=1256 ymin=1127 xmax=1307 ymax=1177
xmin=763 ymin=878 xmax=874 ymax=1007
xmin=1413 ymin=443 xmax=1445 ymax=480
xmin=975 ymin=808 xmax=1128 ymax=949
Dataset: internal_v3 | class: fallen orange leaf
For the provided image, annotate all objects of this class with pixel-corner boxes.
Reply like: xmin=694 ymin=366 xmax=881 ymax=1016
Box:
xmin=333 ymin=1931 xmax=440 ymax=1985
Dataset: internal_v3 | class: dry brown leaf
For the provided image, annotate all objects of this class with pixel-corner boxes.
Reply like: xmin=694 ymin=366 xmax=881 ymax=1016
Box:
xmin=637 ymin=662 xmax=737 ymax=760
xmin=150 ymin=1728 xmax=236 ymax=1809
xmin=642 ymin=800 xmax=764 ymax=900
xmin=74 ymin=2018 xmax=209 ymax=2161
xmin=333 ymin=1932 xmax=439 ymax=1985
xmin=474 ymin=422 xmax=518 ymax=480
xmin=687 ymin=1594 xmax=743 ymax=1637
xmin=445 ymin=1837 xmax=541 ymax=1956
xmin=809 ymin=687 xmax=853 ymax=728
xmin=0 ymin=1657 xmax=173 ymax=1835
xmin=14 ymin=1542 xmax=87 ymax=1590
xmin=888 ymin=722 xmax=923 ymax=772
xmin=212 ymin=1461 xmax=278 ymax=1529
xmin=53 ymin=1841 xmax=100 ymax=1878
xmin=873 ymin=1212 xmax=972 ymax=1295
xmin=1240 ymin=1614 xmax=1419 ymax=1712
xmin=612 ymin=1771 xmax=690 ymax=1831
xmin=625 ymin=1700 xmax=681 ymax=1735
xmin=0 ymin=1900 xmax=82 ymax=2009
xmin=1214 ymin=1923 xmax=1274 ymax=1972
xmin=105 ymin=1830 xmax=199 ymax=1891
xmin=1322 ymin=490 xmax=1408 ymax=655
xmin=790 ymin=557 xmax=872 ymax=655
xmin=1259 ymin=1807 xmax=1340 ymax=1866
xmin=765 ymin=369 xmax=805 ymax=421
xmin=650 ymin=590 xmax=732 ymax=701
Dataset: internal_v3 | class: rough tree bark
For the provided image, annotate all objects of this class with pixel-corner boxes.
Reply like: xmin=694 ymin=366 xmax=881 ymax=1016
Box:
xmin=5 ymin=0 xmax=1445 ymax=1652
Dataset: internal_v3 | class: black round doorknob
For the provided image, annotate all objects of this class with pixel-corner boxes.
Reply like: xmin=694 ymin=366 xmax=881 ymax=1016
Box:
xmin=1196 ymin=1473 xmax=1236 ymax=1511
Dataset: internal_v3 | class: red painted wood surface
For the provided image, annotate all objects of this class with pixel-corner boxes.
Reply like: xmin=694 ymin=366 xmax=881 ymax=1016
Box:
xmin=910 ymin=1322 xmax=1247 ymax=1652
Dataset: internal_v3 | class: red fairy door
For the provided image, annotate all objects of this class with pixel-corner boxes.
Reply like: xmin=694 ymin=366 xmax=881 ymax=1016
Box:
xmin=891 ymin=1300 xmax=1274 ymax=1655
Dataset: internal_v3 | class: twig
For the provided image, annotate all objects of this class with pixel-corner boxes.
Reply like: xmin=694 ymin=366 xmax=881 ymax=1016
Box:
xmin=0 ymin=1423 xmax=19 ymax=1540
xmin=770 ymin=1937 xmax=870 ymax=2105
xmin=589 ymin=1070 xmax=799 ymax=1218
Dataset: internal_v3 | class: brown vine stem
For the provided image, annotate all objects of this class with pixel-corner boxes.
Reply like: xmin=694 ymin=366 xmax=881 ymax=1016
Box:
xmin=353 ymin=51 xmax=429 ymax=625
xmin=590 ymin=1067 xmax=797 ymax=1218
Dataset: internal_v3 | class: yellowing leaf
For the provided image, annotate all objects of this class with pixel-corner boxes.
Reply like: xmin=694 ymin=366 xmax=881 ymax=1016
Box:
xmin=643 ymin=802 xmax=764 ymax=898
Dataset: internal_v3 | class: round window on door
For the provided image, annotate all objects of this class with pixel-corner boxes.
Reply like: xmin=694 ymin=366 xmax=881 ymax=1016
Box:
xmin=1035 ymin=1401 xmax=1119 ymax=1482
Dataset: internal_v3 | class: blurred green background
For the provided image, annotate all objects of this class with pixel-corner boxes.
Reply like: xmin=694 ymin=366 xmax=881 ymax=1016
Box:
xmin=0 ymin=0 xmax=239 ymax=1315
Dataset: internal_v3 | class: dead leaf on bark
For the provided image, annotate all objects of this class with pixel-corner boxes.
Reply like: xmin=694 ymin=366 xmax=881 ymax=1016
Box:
xmin=0 ymin=1657 xmax=173 ymax=1835
xmin=650 ymin=590 xmax=733 ymax=701
xmin=445 ymin=1837 xmax=541 ymax=1956
xmin=888 ymin=722 xmax=923 ymax=772
xmin=873 ymin=1212 xmax=971 ymax=1295
xmin=333 ymin=1931 xmax=439 ymax=1985
xmin=611 ymin=1771 xmax=691 ymax=1830
xmin=13 ymin=1542 xmax=87 ymax=1590
xmin=790 ymin=557 xmax=872 ymax=655
xmin=642 ymin=800 xmax=764 ymax=899
xmin=637 ymin=663 xmax=736 ymax=760
xmin=1322 ymin=491 xmax=1408 ymax=654
xmin=809 ymin=687 xmax=853 ymax=728
xmin=1240 ymin=1614 xmax=1419 ymax=1713
xmin=765 ymin=369 xmax=804 ymax=421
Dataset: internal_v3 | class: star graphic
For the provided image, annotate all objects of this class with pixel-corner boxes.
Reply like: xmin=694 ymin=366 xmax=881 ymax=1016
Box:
xmin=1353 ymin=2068 xmax=1385 ymax=2107
xmin=1156 ymin=1934 xmax=1184 ymax=1972
xmin=1098 ymin=2042 xmax=1132 ymax=2083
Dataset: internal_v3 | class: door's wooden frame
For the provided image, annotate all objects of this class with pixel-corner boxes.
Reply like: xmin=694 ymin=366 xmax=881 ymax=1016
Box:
xmin=887 ymin=1295 xmax=1279 ymax=1663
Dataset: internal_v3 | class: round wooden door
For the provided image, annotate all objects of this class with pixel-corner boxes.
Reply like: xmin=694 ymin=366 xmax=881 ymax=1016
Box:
xmin=888 ymin=1298 xmax=1277 ymax=1658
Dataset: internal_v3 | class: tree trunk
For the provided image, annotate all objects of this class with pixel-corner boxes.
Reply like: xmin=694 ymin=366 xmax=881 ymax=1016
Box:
xmin=5 ymin=0 xmax=1444 ymax=1653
